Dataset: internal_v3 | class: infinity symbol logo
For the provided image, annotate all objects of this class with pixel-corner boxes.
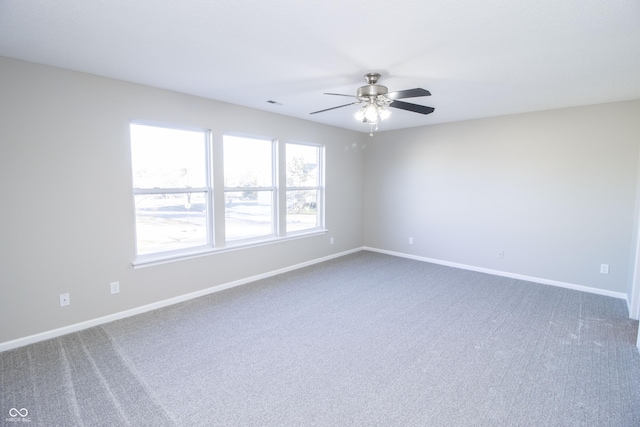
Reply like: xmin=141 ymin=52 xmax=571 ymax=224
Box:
xmin=9 ymin=408 xmax=28 ymax=417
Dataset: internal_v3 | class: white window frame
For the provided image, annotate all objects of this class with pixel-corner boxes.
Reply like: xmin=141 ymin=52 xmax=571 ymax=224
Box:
xmin=130 ymin=123 xmax=327 ymax=267
xmin=285 ymin=141 xmax=325 ymax=234
xmin=130 ymin=121 xmax=214 ymax=262
xmin=222 ymin=134 xmax=278 ymax=245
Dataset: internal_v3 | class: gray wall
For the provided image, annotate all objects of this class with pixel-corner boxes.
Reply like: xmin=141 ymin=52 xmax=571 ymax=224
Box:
xmin=364 ymin=101 xmax=640 ymax=295
xmin=0 ymin=57 xmax=365 ymax=344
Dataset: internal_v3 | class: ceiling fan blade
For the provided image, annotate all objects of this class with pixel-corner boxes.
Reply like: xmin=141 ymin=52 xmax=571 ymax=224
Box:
xmin=310 ymin=101 xmax=361 ymax=115
xmin=389 ymin=100 xmax=435 ymax=115
xmin=324 ymin=92 xmax=358 ymax=98
xmin=386 ymin=88 xmax=431 ymax=100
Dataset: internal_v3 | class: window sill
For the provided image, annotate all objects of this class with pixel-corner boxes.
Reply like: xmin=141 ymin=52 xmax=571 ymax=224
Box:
xmin=132 ymin=229 xmax=329 ymax=268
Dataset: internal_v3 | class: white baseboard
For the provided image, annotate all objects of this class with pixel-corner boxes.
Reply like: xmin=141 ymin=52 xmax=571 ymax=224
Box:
xmin=363 ymin=246 xmax=629 ymax=302
xmin=2 ymin=246 xmax=629 ymax=353
xmin=0 ymin=248 xmax=361 ymax=353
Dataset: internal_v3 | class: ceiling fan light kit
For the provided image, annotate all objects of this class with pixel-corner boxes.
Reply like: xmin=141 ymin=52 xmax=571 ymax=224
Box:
xmin=310 ymin=72 xmax=434 ymax=136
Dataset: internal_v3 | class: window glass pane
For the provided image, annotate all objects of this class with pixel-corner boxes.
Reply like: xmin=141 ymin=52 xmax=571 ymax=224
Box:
xmin=130 ymin=124 xmax=207 ymax=189
xmin=287 ymin=190 xmax=318 ymax=232
xmin=286 ymin=144 xmax=319 ymax=187
xmin=225 ymin=191 xmax=273 ymax=241
xmin=134 ymin=192 xmax=207 ymax=255
xmin=224 ymin=135 xmax=272 ymax=188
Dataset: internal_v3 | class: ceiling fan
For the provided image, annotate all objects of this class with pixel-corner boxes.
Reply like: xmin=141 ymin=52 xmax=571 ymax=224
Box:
xmin=310 ymin=73 xmax=434 ymax=134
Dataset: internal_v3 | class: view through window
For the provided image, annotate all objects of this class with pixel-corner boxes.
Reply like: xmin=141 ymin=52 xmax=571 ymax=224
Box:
xmin=223 ymin=135 xmax=275 ymax=241
xmin=286 ymin=143 xmax=322 ymax=233
xmin=130 ymin=123 xmax=210 ymax=256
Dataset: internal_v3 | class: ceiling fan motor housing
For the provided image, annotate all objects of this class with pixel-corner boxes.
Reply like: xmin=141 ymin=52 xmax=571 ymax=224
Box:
xmin=357 ymin=84 xmax=388 ymax=99
xmin=357 ymin=72 xmax=389 ymax=102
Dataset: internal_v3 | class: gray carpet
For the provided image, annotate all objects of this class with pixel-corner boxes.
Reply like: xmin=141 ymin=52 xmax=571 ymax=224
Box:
xmin=2 ymin=251 xmax=640 ymax=426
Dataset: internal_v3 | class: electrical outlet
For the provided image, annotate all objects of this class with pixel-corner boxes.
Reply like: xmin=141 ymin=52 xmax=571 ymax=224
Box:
xmin=497 ymin=250 xmax=504 ymax=259
xmin=110 ymin=281 xmax=120 ymax=294
xmin=600 ymin=264 xmax=609 ymax=274
xmin=329 ymin=237 xmax=334 ymax=245
xmin=409 ymin=237 xmax=414 ymax=245
xmin=60 ymin=293 xmax=70 ymax=307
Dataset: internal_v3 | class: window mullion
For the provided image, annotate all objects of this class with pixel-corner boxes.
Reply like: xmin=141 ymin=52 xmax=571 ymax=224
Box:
xmin=223 ymin=186 xmax=275 ymax=192
xmin=205 ymin=130 xmax=214 ymax=248
xmin=276 ymin=139 xmax=286 ymax=237
xmin=285 ymin=186 xmax=319 ymax=192
xmin=133 ymin=187 xmax=208 ymax=195
xmin=212 ymin=133 xmax=226 ymax=246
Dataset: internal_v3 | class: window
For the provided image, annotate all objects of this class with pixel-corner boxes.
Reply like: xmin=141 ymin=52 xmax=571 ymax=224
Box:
xmin=130 ymin=122 xmax=325 ymax=263
xmin=223 ymin=135 xmax=275 ymax=242
xmin=130 ymin=123 xmax=211 ymax=256
xmin=286 ymin=143 xmax=323 ymax=233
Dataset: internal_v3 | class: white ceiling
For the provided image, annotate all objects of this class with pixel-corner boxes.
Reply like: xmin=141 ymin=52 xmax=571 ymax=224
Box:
xmin=1 ymin=0 xmax=639 ymax=133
